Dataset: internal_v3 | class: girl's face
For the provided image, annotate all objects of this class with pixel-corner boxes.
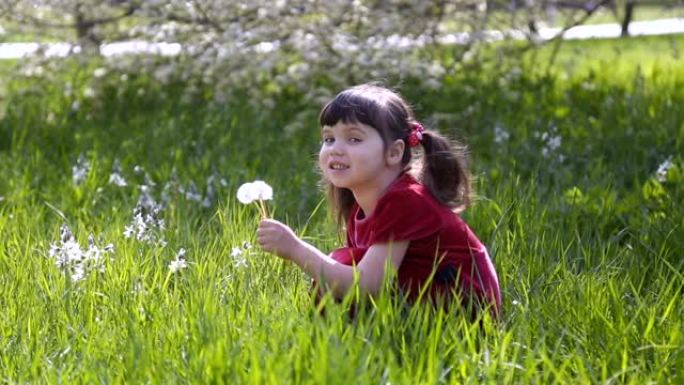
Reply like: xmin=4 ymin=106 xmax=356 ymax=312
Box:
xmin=319 ymin=121 xmax=389 ymax=192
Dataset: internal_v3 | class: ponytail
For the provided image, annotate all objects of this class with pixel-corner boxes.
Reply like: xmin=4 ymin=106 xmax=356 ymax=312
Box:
xmin=417 ymin=130 xmax=472 ymax=211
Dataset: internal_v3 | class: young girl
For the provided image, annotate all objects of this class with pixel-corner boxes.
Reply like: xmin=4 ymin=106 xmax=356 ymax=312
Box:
xmin=257 ymin=84 xmax=501 ymax=318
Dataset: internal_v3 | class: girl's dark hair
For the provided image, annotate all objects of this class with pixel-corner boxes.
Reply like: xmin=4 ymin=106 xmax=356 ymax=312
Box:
xmin=319 ymin=84 xmax=472 ymax=225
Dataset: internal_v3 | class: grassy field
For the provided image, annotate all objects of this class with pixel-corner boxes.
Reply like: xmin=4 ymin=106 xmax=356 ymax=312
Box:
xmin=0 ymin=34 xmax=682 ymax=383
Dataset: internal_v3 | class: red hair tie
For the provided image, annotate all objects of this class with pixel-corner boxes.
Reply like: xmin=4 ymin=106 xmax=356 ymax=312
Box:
xmin=407 ymin=122 xmax=424 ymax=147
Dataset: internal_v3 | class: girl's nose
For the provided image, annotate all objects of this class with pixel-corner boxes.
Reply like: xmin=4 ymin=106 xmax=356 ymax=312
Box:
xmin=329 ymin=140 xmax=344 ymax=155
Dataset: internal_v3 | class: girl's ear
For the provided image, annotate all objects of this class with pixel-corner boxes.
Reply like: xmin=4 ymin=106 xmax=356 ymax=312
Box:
xmin=386 ymin=139 xmax=405 ymax=166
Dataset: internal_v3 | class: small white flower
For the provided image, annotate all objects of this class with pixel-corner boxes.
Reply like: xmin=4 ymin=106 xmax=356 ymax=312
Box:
xmin=168 ymin=259 xmax=187 ymax=273
xmin=230 ymin=247 xmax=242 ymax=257
xmin=234 ymin=256 xmax=248 ymax=268
xmin=185 ymin=181 xmax=202 ymax=202
xmin=108 ymin=159 xmax=127 ymax=187
xmin=176 ymin=248 xmax=186 ymax=260
xmin=72 ymin=155 xmax=90 ymax=185
xmin=83 ymin=87 xmax=96 ymax=98
xmin=49 ymin=224 xmax=114 ymax=282
xmin=109 ymin=173 xmax=127 ymax=187
xmin=123 ymin=225 xmax=135 ymax=239
xmin=169 ymin=248 xmax=188 ymax=273
xmin=494 ymin=124 xmax=510 ymax=144
xmin=656 ymin=156 xmax=673 ymax=182
xmin=93 ymin=68 xmax=107 ymax=78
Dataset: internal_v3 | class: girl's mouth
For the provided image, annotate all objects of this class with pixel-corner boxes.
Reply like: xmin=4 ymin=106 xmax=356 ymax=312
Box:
xmin=329 ymin=162 xmax=349 ymax=170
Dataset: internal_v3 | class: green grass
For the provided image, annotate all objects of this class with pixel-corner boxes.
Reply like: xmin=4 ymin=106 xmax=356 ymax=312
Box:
xmin=0 ymin=35 xmax=682 ymax=383
xmin=525 ymin=34 xmax=683 ymax=78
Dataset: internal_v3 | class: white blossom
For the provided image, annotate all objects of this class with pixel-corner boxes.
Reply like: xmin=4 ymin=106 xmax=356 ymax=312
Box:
xmin=108 ymin=159 xmax=127 ymax=187
xmin=72 ymin=154 xmax=90 ymax=185
xmin=123 ymin=186 xmax=166 ymax=245
xmin=168 ymin=259 xmax=187 ymax=273
xmin=494 ymin=124 xmax=510 ymax=144
xmin=168 ymin=248 xmax=188 ymax=273
xmin=185 ymin=181 xmax=202 ymax=202
xmin=230 ymin=247 xmax=242 ymax=257
xmin=48 ymin=224 xmax=114 ymax=282
xmin=656 ymin=156 xmax=674 ymax=182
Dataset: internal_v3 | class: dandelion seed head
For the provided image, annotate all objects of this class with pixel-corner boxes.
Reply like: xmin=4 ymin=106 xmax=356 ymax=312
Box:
xmin=237 ymin=180 xmax=273 ymax=204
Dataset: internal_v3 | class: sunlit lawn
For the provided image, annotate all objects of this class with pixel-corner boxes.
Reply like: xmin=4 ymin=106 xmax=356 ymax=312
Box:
xmin=0 ymin=34 xmax=682 ymax=383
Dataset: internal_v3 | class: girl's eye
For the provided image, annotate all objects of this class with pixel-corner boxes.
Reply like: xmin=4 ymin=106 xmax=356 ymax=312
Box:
xmin=322 ymin=137 xmax=334 ymax=144
xmin=349 ymin=138 xmax=362 ymax=143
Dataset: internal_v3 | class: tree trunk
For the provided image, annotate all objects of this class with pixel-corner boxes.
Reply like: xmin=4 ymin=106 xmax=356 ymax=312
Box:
xmin=621 ymin=0 xmax=636 ymax=37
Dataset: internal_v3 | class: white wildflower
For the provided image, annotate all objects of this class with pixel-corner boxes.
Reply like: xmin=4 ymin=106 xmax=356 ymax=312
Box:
xmin=93 ymin=67 xmax=107 ymax=78
xmin=83 ymin=87 xmax=96 ymax=98
xmin=494 ymin=124 xmax=510 ymax=144
xmin=541 ymin=131 xmax=562 ymax=158
xmin=169 ymin=248 xmax=188 ymax=273
xmin=656 ymin=156 xmax=673 ymax=182
xmin=72 ymin=154 xmax=90 ymax=185
xmin=49 ymin=224 xmax=83 ymax=269
xmin=84 ymin=234 xmax=114 ymax=273
xmin=161 ymin=170 xmax=182 ymax=204
xmin=71 ymin=264 xmax=87 ymax=282
xmin=123 ymin=186 xmax=165 ymax=245
xmin=48 ymin=224 xmax=114 ymax=282
xmin=202 ymin=175 xmax=217 ymax=208
xmin=108 ymin=159 xmax=127 ymax=187
xmin=230 ymin=247 xmax=242 ymax=257
xmin=234 ymin=257 xmax=247 ymax=268
xmin=185 ymin=181 xmax=202 ymax=202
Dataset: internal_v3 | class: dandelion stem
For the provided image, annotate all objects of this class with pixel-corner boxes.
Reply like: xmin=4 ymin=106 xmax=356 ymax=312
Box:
xmin=253 ymin=201 xmax=263 ymax=219
xmin=259 ymin=199 xmax=269 ymax=219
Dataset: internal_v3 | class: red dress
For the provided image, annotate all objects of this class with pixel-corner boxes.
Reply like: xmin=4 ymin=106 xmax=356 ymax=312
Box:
xmin=331 ymin=173 xmax=502 ymax=317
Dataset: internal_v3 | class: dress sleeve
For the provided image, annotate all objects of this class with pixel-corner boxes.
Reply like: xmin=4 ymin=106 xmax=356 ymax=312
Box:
xmin=368 ymin=188 xmax=442 ymax=244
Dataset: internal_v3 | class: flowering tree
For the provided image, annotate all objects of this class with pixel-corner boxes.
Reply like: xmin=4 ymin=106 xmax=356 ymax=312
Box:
xmin=2 ymin=0 xmax=610 ymax=107
xmin=1 ymin=0 xmax=138 ymax=52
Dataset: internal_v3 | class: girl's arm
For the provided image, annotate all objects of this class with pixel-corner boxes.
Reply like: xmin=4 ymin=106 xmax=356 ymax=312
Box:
xmin=257 ymin=219 xmax=409 ymax=298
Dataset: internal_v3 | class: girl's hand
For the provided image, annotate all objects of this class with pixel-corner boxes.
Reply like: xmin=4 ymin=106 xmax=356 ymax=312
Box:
xmin=256 ymin=219 xmax=301 ymax=260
